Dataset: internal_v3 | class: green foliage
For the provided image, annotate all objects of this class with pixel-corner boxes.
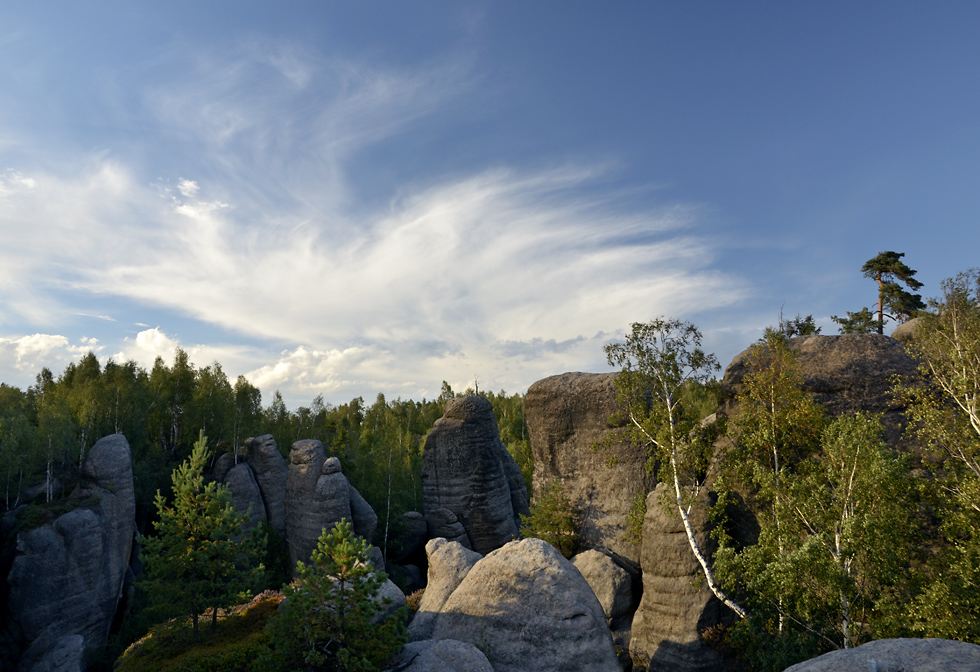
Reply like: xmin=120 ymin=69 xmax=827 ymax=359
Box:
xmin=778 ymin=312 xmax=821 ymax=338
xmin=831 ymin=307 xmax=877 ymax=334
xmin=140 ymin=431 xmax=266 ymax=635
xmin=520 ymin=479 xmax=580 ymax=558
xmin=623 ymin=491 xmax=646 ymax=545
xmin=260 ymin=519 xmax=406 ymax=672
xmin=896 ymin=270 xmax=980 ymax=641
xmin=114 ymin=596 xmax=279 ymax=672
xmin=861 ymin=250 xmax=925 ymax=334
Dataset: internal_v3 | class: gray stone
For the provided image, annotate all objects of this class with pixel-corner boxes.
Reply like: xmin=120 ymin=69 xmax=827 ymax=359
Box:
xmin=424 ymin=508 xmax=471 ymax=548
xmin=526 ymin=372 xmax=655 ymax=566
xmin=24 ymin=635 xmax=85 ymax=672
xmin=349 ymin=482 xmax=378 ymax=543
xmin=408 ymin=538 xmax=483 ymax=641
xmin=5 ymin=434 xmax=135 ymax=668
xmin=372 ymin=577 xmax=407 ymax=625
xmin=571 ymin=549 xmax=634 ymax=624
xmin=213 ymin=452 xmax=235 ymax=484
xmin=224 ymin=463 xmax=267 ymax=532
xmin=369 ymin=545 xmax=385 ymax=571
xmin=286 ymin=440 xmax=352 ymax=568
xmin=244 ymin=435 xmax=288 ymax=537
xmin=421 ymin=396 xmax=529 ymax=556
xmin=630 ymin=484 xmax=729 ymax=672
xmin=784 ymin=637 xmax=980 ymax=671
xmin=890 ymin=316 xmax=924 ymax=343
xmin=388 ymin=639 xmax=494 ymax=672
xmin=322 ymin=456 xmax=342 ymax=474
xmin=427 ymin=538 xmax=620 ymax=672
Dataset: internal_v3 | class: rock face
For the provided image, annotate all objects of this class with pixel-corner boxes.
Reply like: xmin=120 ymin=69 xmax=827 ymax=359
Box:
xmin=25 ymin=634 xmax=85 ymax=672
xmin=224 ymin=463 xmax=267 ymax=532
xmin=409 ymin=538 xmax=483 ymax=641
xmin=389 ymin=639 xmax=495 ymax=672
xmin=348 ymin=483 xmax=378 ymax=543
xmin=421 ymin=396 xmax=530 ymax=556
xmin=722 ymin=334 xmax=919 ymax=447
xmin=784 ymin=637 xmax=980 ymax=671
xmin=286 ymin=440 xmax=350 ymax=568
xmin=424 ymin=538 xmax=620 ymax=672
xmin=3 ymin=434 xmax=135 ymax=671
xmin=424 ymin=508 xmax=471 ymax=548
xmin=244 ymin=435 xmax=288 ymax=537
xmin=525 ymin=372 xmax=655 ymax=565
xmin=630 ymin=484 xmax=730 ymax=672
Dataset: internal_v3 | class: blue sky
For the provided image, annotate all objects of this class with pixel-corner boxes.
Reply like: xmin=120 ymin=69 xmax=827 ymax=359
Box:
xmin=1 ymin=2 xmax=978 ymax=408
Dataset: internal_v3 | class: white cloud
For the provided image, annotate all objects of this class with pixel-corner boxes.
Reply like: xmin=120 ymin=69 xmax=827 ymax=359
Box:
xmin=177 ymin=178 xmax=199 ymax=197
xmin=113 ymin=328 xmax=179 ymax=368
xmin=0 ymin=334 xmax=102 ymax=388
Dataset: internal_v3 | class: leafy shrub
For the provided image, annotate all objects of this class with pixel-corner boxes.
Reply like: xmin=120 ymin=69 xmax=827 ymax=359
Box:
xmin=520 ymin=479 xmax=580 ymax=559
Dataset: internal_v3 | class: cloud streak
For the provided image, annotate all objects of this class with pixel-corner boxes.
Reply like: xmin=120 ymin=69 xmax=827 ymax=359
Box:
xmin=0 ymin=36 xmax=750 ymax=404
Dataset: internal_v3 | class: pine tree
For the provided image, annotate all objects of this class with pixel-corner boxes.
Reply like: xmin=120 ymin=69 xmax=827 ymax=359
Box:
xmin=861 ymin=251 xmax=925 ymax=334
xmin=261 ymin=518 xmax=406 ymax=672
xmin=141 ymin=430 xmax=265 ymax=635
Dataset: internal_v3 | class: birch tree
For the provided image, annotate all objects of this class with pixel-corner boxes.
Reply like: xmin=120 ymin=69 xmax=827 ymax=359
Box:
xmin=605 ymin=318 xmax=745 ymax=618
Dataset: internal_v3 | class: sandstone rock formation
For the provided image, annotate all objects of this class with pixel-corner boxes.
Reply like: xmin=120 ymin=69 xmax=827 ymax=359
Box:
xmin=25 ymin=634 xmax=85 ymax=672
xmin=348 ymin=482 xmax=378 ymax=543
xmin=525 ymin=372 xmax=655 ymax=566
xmin=630 ymin=484 xmax=730 ymax=672
xmin=571 ymin=548 xmax=635 ymax=625
xmin=223 ymin=463 xmax=267 ymax=532
xmin=424 ymin=508 xmax=471 ymax=548
xmin=286 ymin=440 xmax=350 ymax=568
xmin=388 ymin=639 xmax=495 ymax=672
xmin=408 ymin=538 xmax=483 ymax=641
xmin=421 ymin=396 xmax=529 ymax=556
xmin=722 ymin=333 xmax=919 ymax=446
xmin=784 ymin=637 xmax=980 ymax=671
xmin=244 ymin=435 xmax=288 ymax=537
xmin=3 ymin=434 xmax=135 ymax=671
xmin=424 ymin=538 xmax=620 ymax=672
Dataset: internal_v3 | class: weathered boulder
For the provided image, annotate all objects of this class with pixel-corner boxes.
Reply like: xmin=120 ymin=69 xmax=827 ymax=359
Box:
xmin=571 ymin=549 xmax=634 ymax=624
xmin=630 ymin=484 xmax=730 ymax=672
xmin=722 ymin=334 xmax=920 ymax=447
xmin=421 ymin=396 xmax=529 ymax=555
xmin=408 ymin=538 xmax=483 ymax=641
xmin=4 ymin=434 xmax=135 ymax=670
xmin=244 ymin=435 xmax=288 ymax=537
xmin=388 ymin=639 xmax=495 ymax=672
xmin=213 ymin=452 xmax=235 ymax=484
xmin=426 ymin=538 xmax=620 ymax=672
xmin=372 ymin=578 xmax=408 ymax=625
xmin=525 ymin=372 xmax=655 ymax=566
xmin=224 ymin=463 xmax=267 ymax=532
xmin=424 ymin=508 xmax=471 ymax=548
xmin=891 ymin=316 xmax=923 ymax=343
xmin=286 ymin=440 xmax=351 ymax=568
xmin=784 ymin=637 xmax=980 ymax=671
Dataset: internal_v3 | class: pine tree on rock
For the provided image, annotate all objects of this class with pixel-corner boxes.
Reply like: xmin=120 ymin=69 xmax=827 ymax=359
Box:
xmin=141 ymin=430 xmax=265 ymax=635
xmin=861 ymin=251 xmax=925 ymax=334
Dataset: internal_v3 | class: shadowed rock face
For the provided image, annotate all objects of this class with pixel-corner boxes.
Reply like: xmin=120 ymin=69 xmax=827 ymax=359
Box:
xmin=630 ymin=484 xmax=730 ymax=672
xmin=244 ymin=435 xmax=288 ymax=537
xmin=286 ymin=440 xmax=352 ymax=568
xmin=3 ymin=434 xmax=135 ymax=671
xmin=525 ymin=372 xmax=655 ymax=565
xmin=421 ymin=396 xmax=529 ymax=556
xmin=224 ymin=463 xmax=267 ymax=533
xmin=427 ymin=538 xmax=621 ymax=672
xmin=722 ymin=334 xmax=920 ymax=447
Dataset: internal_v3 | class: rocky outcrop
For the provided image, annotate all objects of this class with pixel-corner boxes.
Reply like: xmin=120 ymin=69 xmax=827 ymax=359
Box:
xmin=408 ymin=538 xmax=483 ymax=641
xmin=526 ymin=372 xmax=655 ymax=566
xmin=244 ymin=435 xmax=288 ymax=537
xmin=630 ymin=484 xmax=730 ymax=672
xmin=389 ymin=639 xmax=494 ymax=672
xmin=571 ymin=549 xmax=635 ymax=625
xmin=286 ymin=440 xmax=351 ymax=568
xmin=25 ymin=635 xmax=85 ymax=672
xmin=421 ymin=396 xmax=529 ymax=556
xmin=3 ymin=434 xmax=135 ymax=671
xmin=424 ymin=538 xmax=620 ymax=672
xmin=424 ymin=508 xmax=471 ymax=548
xmin=722 ymin=334 xmax=920 ymax=446
xmin=784 ymin=637 xmax=980 ymax=671
xmin=348 ymin=483 xmax=378 ymax=543
xmin=224 ymin=463 xmax=267 ymax=532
